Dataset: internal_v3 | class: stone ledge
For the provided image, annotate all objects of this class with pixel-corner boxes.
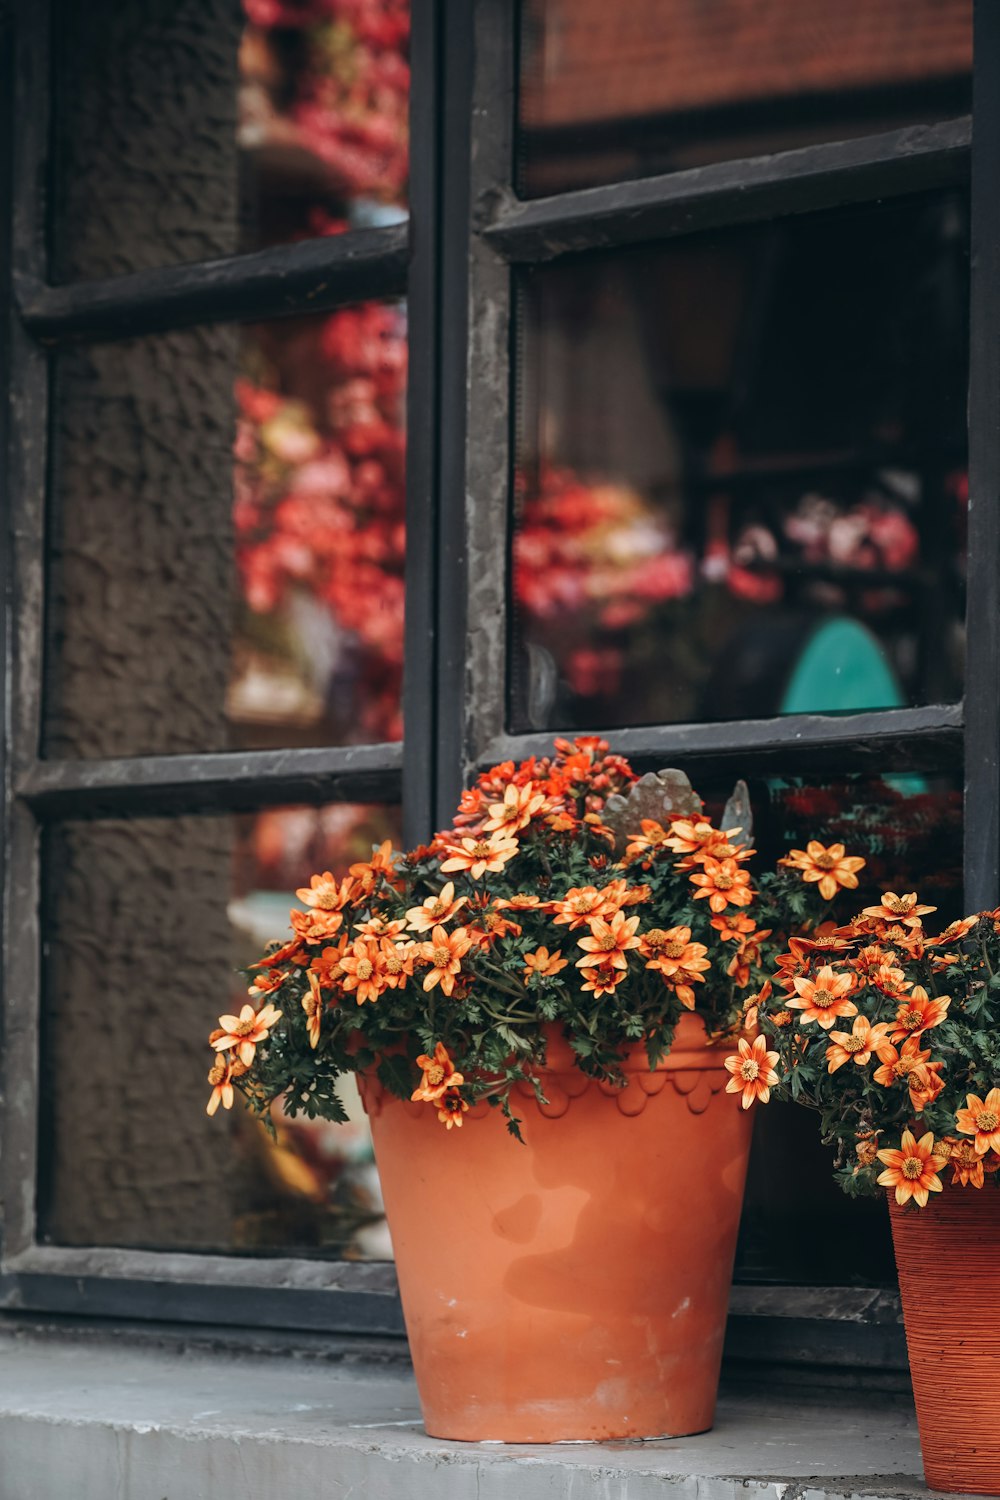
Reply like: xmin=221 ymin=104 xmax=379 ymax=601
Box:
xmin=0 ymin=1329 xmax=964 ymax=1500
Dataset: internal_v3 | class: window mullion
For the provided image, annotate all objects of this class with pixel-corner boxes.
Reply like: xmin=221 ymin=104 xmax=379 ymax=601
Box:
xmin=484 ymin=116 xmax=970 ymax=263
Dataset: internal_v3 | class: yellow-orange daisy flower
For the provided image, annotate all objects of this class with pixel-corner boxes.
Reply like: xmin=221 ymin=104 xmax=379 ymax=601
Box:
xmin=482 ymin=780 xmax=548 ymax=834
xmin=786 ymin=966 xmax=857 ymax=1029
xmin=624 ymin=818 xmax=671 ymax=861
xmin=724 ymin=1035 xmax=779 ymax=1109
xmin=780 ymin=841 xmax=865 ymax=902
xmin=946 ymin=1138 xmax=985 ymax=1188
xmin=872 ymin=1035 xmax=933 ymax=1092
xmin=711 ymin=911 xmax=757 ymax=942
xmin=435 ymin=1087 xmax=469 ymax=1129
xmin=522 ymin=946 xmax=569 ymax=983
xmin=290 ymin=906 xmax=345 ymax=944
xmin=862 ymin=891 xmax=937 ymax=928
xmin=575 ymin=909 xmax=642 ymax=972
xmin=419 ymin=924 xmax=474 ymax=996
xmin=888 ymin=986 xmax=951 ymax=1044
xmin=309 ymin=936 xmax=350 ymax=988
xmin=212 ymin=1002 xmax=282 ymax=1066
xmin=378 ymin=937 xmax=415 ymax=990
xmin=689 ymin=856 xmax=753 ymax=913
xmin=302 ymin=970 xmax=323 ymax=1048
xmin=411 ymin=1042 xmax=464 ymax=1102
xmin=825 ymin=1015 xmax=890 ymax=1072
xmin=405 ymin=880 xmax=469 ymax=933
xmin=551 ymin=886 xmax=611 ymax=929
xmin=295 ymin=871 xmax=353 ymax=911
xmin=876 ymin=1130 xmax=946 ymax=1207
xmin=339 ymin=937 xmax=386 ymax=1006
xmin=439 ymin=833 xmax=520 ymax=879
xmin=579 ymin=961 xmax=627 ymax=998
xmin=206 ymin=1056 xmax=235 ymax=1116
xmin=955 ymin=1088 xmax=1000 ymax=1156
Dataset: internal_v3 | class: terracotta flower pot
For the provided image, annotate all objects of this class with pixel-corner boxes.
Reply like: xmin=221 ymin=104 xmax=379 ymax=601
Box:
xmin=889 ymin=1184 xmax=1000 ymax=1493
xmin=359 ymin=1014 xmax=753 ymax=1442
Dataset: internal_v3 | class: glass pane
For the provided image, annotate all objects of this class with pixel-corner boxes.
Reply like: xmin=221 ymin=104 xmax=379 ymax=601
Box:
xmin=727 ymin=769 xmax=963 ymax=1286
xmin=511 ymin=192 xmax=968 ymax=732
xmin=38 ymin=802 xmax=402 ymax=1257
xmin=45 ymin=302 xmax=407 ymax=758
xmin=51 ymin=0 xmax=410 ymax=278
xmin=518 ymin=0 xmax=972 ymax=197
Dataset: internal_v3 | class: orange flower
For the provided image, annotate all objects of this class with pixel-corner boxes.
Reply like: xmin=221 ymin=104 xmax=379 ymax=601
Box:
xmin=405 ymin=881 xmax=468 ymax=933
xmin=624 ymin=819 xmax=672 ymax=861
xmin=354 ymin=914 xmax=406 ymax=939
xmin=664 ymin=818 xmax=742 ymax=865
xmin=411 ymin=1042 xmax=464 ymax=1102
xmin=711 ymin=911 xmax=757 ymax=943
xmin=302 ymin=970 xmax=323 ymax=1048
xmin=349 ymin=840 xmax=399 ymax=893
xmin=825 ymin=1015 xmax=890 ymax=1072
xmin=929 ymin=916 xmax=977 ymax=947
xmin=726 ymin=926 xmax=773 ymax=987
xmin=435 ymin=1087 xmax=469 ymax=1129
xmin=909 ymin=1060 xmax=945 ymax=1113
xmin=378 ymin=937 xmax=415 ymax=990
xmin=212 ymin=1003 xmax=282 ymax=1066
xmin=419 ymin=925 xmax=474 ymax=996
xmin=786 ymin=966 xmax=857 ymax=1029
xmin=689 ymin=856 xmax=754 ymax=913
xmin=947 ymin=1138 xmax=986 ymax=1188
xmin=876 ymin=1129 xmax=946 ymax=1207
xmin=888 ymin=986 xmax=951 ymax=1044
xmin=309 ymin=936 xmax=350 ymax=988
xmin=639 ymin=926 xmax=710 ymax=1007
xmin=290 ymin=906 xmax=346 ymax=944
xmin=579 ymin=961 xmax=627 ymax=997
xmin=724 ymin=1035 xmax=779 ymax=1109
xmin=780 ymin=841 xmax=865 ymax=902
xmin=482 ymin=781 xmax=548 ymax=834
xmin=742 ymin=979 xmax=772 ymax=1031
xmin=552 ymin=886 xmax=613 ymax=929
xmin=206 ymin=1056 xmax=235 ymax=1116
xmin=522 ymin=946 xmax=569 ymax=983
xmin=247 ymin=967 xmax=287 ymax=998
xmin=295 ymin=871 xmax=354 ymax=911
xmin=339 ymin=937 xmax=386 ymax=1005
xmin=955 ymin=1088 xmax=1000 ymax=1156
xmin=495 ymin=893 xmax=547 ymax=911
xmin=872 ymin=1036 xmax=933 ymax=1093
xmin=862 ymin=891 xmax=937 ymax=928
xmin=575 ymin=910 xmax=642 ymax=972
xmin=440 ymin=833 xmax=519 ymax=879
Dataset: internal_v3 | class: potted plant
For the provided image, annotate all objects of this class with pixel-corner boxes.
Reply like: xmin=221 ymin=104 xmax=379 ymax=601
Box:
xmin=745 ymin=878 xmax=1000 ymax=1494
xmin=204 ymin=738 xmax=840 ymax=1442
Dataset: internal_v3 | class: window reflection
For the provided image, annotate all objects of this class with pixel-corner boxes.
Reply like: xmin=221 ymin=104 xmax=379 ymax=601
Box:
xmin=239 ymin=0 xmax=410 ymax=249
xmin=40 ymin=803 xmax=401 ymax=1259
xmin=512 ymin=193 xmax=968 ymax=732
xmin=519 ymin=0 xmax=972 ymax=197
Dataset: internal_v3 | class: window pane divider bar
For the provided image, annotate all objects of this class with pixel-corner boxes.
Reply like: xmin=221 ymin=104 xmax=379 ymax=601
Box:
xmin=964 ymin=0 xmax=1000 ymax=910
xmin=16 ymin=744 xmax=404 ymax=819
xmin=15 ymin=223 xmax=410 ymax=345
xmin=481 ymin=705 xmax=963 ymax=777
xmin=483 ymin=117 xmax=971 ymax=262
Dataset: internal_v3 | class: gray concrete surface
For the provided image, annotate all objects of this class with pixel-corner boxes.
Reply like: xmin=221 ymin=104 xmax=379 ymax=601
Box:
xmin=0 ymin=1330 xmax=969 ymax=1500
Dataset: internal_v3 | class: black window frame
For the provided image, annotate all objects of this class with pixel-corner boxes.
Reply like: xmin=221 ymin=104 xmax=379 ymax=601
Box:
xmin=0 ymin=0 xmax=996 ymax=1364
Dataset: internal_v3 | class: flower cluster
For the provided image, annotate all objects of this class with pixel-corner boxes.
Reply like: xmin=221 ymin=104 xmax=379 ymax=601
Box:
xmin=740 ymin=875 xmax=1000 ymax=1208
xmin=233 ymin=301 xmax=406 ymax=742
xmin=204 ymin=740 xmax=850 ymax=1139
xmin=240 ymin=0 xmax=410 ymax=212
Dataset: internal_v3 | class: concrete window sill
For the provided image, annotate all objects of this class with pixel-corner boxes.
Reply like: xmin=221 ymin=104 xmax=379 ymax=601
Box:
xmin=0 ymin=1328 xmax=956 ymax=1500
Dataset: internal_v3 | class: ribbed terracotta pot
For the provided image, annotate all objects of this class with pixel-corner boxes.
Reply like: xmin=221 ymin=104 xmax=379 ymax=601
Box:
xmin=889 ymin=1184 xmax=1000 ymax=1494
xmin=359 ymin=1014 xmax=753 ymax=1442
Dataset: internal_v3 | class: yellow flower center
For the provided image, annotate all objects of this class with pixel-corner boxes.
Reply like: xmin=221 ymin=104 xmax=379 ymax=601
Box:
xmin=773 ymin=1011 xmax=793 ymax=1026
xmin=471 ymin=841 xmax=491 ymax=858
xmin=208 ymin=1061 xmax=227 ymax=1085
xmin=426 ymin=1064 xmax=445 ymax=1086
xmin=953 ymin=1142 xmax=977 ymax=1165
xmin=600 ymin=933 xmax=618 ymax=951
xmin=428 ymin=898 xmax=446 ymax=916
xmin=902 ymin=1157 xmax=923 ymax=1180
xmin=812 ymin=851 xmax=837 ymax=870
xmin=843 ymin=1035 xmax=866 ymax=1053
xmin=233 ymin=1019 xmax=257 ymax=1037
xmin=739 ymin=1058 xmax=760 ymax=1082
xmin=384 ymin=954 xmax=403 ymax=974
xmin=662 ymin=940 xmax=688 ymax=958
xmin=355 ymin=958 xmax=374 ymax=980
xmin=977 ymin=1111 xmax=999 ymax=1132
xmin=897 ymin=1008 xmax=923 ymax=1030
xmin=570 ymin=895 xmax=599 ymax=913
xmin=314 ymin=887 xmax=340 ymax=911
xmin=714 ymin=873 xmax=735 ymax=890
xmin=886 ymin=896 xmax=912 ymax=915
xmin=432 ymin=946 xmax=452 ymax=967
